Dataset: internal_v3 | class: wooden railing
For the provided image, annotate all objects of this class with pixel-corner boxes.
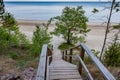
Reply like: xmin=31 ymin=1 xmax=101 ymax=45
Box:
xmin=62 ymin=43 xmax=116 ymax=80
xmin=36 ymin=44 xmax=52 ymax=80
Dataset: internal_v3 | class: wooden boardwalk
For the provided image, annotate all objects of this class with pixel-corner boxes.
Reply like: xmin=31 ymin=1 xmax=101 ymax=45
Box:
xmin=49 ymin=49 xmax=82 ymax=80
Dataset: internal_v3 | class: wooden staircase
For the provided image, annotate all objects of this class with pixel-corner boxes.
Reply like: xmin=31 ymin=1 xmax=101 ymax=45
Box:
xmin=49 ymin=49 xmax=82 ymax=80
xmin=36 ymin=44 xmax=116 ymax=80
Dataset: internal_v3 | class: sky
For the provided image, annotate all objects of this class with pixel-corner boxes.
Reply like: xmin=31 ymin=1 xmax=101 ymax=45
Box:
xmin=4 ymin=0 xmax=120 ymax=2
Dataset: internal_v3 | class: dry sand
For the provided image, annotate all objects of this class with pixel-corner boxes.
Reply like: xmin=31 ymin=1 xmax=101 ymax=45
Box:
xmin=18 ymin=20 xmax=116 ymax=52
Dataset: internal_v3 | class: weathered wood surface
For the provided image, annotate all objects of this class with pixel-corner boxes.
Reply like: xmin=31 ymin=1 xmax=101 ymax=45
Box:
xmin=49 ymin=49 xmax=82 ymax=80
xmin=36 ymin=45 xmax=48 ymax=80
xmin=62 ymin=43 xmax=116 ymax=80
xmin=80 ymin=44 xmax=116 ymax=80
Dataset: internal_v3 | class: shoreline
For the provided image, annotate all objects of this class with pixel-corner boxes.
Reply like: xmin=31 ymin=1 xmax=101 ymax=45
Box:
xmin=17 ymin=19 xmax=118 ymax=27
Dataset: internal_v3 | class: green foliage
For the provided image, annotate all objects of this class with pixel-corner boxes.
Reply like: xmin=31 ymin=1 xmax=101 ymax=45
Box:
xmin=16 ymin=60 xmax=27 ymax=69
xmin=2 ymin=13 xmax=18 ymax=31
xmin=0 ymin=27 xmax=19 ymax=51
xmin=58 ymin=42 xmax=74 ymax=50
xmin=84 ymin=50 xmax=100 ymax=64
xmin=92 ymin=8 xmax=99 ymax=13
xmin=113 ymin=24 xmax=120 ymax=29
xmin=31 ymin=25 xmax=51 ymax=56
xmin=114 ymin=2 xmax=120 ymax=12
xmin=42 ymin=18 xmax=53 ymax=30
xmin=10 ymin=51 xmax=19 ymax=59
xmin=104 ymin=42 xmax=120 ymax=66
xmin=14 ymin=30 xmax=30 ymax=48
xmin=52 ymin=6 xmax=90 ymax=44
xmin=84 ymin=56 xmax=93 ymax=64
xmin=91 ymin=49 xmax=100 ymax=58
xmin=0 ymin=13 xmax=29 ymax=52
xmin=0 ymin=27 xmax=10 ymax=50
xmin=0 ymin=12 xmax=37 ymax=70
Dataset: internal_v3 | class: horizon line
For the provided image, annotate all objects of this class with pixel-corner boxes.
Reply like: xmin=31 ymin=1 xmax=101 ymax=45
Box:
xmin=4 ymin=1 xmax=119 ymax=2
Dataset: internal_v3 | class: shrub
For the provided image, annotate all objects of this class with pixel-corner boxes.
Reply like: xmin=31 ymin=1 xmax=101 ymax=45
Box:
xmin=2 ymin=13 xmax=18 ymax=30
xmin=0 ymin=27 xmax=11 ymax=51
xmin=0 ymin=13 xmax=29 ymax=52
xmin=91 ymin=49 xmax=100 ymax=58
xmin=13 ymin=30 xmax=30 ymax=49
xmin=104 ymin=42 xmax=120 ymax=66
xmin=10 ymin=51 xmax=19 ymax=59
xmin=113 ymin=24 xmax=120 ymax=29
xmin=31 ymin=25 xmax=51 ymax=56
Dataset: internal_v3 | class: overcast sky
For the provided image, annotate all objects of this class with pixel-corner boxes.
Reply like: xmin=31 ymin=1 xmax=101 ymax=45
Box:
xmin=4 ymin=0 xmax=120 ymax=2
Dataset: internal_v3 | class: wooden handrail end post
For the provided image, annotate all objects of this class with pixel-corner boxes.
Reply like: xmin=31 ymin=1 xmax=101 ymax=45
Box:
xmin=69 ymin=49 xmax=73 ymax=63
xmin=65 ymin=50 xmax=67 ymax=61
xmin=62 ymin=51 xmax=64 ymax=60
xmin=79 ymin=47 xmax=85 ymax=74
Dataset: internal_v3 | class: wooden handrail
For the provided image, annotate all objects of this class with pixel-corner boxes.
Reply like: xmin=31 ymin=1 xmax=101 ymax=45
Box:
xmin=62 ymin=43 xmax=116 ymax=80
xmin=77 ymin=56 xmax=93 ymax=80
xmin=36 ymin=44 xmax=52 ymax=80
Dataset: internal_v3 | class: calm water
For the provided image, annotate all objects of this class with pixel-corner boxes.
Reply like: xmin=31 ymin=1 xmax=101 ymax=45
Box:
xmin=4 ymin=2 xmax=120 ymax=23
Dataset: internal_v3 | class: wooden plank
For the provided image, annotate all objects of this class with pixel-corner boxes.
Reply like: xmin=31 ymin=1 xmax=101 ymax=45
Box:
xmin=50 ymin=72 xmax=80 ymax=76
xmin=50 ymin=68 xmax=77 ymax=70
xmin=50 ymin=69 xmax=77 ymax=71
xmin=49 ymin=66 xmax=76 ymax=68
xmin=60 ymin=79 xmax=82 ymax=80
xmin=50 ymin=79 xmax=82 ymax=80
xmin=50 ymin=74 xmax=81 ymax=79
xmin=55 ymin=79 xmax=82 ymax=80
xmin=36 ymin=45 xmax=47 ymax=80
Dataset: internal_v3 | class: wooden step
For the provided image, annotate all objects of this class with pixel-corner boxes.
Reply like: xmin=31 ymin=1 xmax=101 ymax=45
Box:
xmin=49 ymin=49 xmax=82 ymax=80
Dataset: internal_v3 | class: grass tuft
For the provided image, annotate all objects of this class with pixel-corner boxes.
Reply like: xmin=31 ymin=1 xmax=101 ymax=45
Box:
xmin=58 ymin=42 xmax=74 ymax=50
xmin=113 ymin=24 xmax=120 ymax=29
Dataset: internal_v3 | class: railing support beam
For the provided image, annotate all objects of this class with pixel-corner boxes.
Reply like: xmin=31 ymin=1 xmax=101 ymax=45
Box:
xmin=69 ymin=49 xmax=72 ymax=63
xmin=65 ymin=50 xmax=67 ymax=61
xmin=79 ymin=47 xmax=85 ymax=74
xmin=62 ymin=51 xmax=64 ymax=60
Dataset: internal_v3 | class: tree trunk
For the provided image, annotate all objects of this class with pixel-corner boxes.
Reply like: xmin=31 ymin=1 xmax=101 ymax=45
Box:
xmin=67 ymin=29 xmax=71 ymax=44
xmin=100 ymin=0 xmax=115 ymax=61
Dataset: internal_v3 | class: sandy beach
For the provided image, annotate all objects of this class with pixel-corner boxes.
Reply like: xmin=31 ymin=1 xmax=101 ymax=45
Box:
xmin=18 ymin=20 xmax=116 ymax=52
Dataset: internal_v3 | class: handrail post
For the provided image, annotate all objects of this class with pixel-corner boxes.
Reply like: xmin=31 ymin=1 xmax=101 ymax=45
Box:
xmin=62 ymin=51 xmax=64 ymax=60
xmin=69 ymin=49 xmax=73 ymax=63
xmin=65 ymin=50 xmax=67 ymax=61
xmin=36 ymin=44 xmax=53 ymax=80
xmin=78 ymin=47 xmax=85 ymax=74
xmin=47 ymin=48 xmax=52 ymax=64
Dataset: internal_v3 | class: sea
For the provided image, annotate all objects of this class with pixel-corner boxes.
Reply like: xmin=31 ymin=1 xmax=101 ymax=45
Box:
xmin=4 ymin=1 xmax=120 ymax=23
